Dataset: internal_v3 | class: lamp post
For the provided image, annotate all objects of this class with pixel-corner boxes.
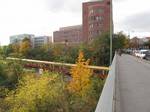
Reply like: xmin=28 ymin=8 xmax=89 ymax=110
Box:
xmin=109 ymin=0 xmax=113 ymax=65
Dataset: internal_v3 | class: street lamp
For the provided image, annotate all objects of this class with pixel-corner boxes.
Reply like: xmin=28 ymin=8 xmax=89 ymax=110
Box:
xmin=109 ymin=0 xmax=113 ymax=65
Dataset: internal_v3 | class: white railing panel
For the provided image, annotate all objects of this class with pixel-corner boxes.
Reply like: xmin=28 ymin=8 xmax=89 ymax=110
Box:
xmin=95 ymin=54 xmax=116 ymax=112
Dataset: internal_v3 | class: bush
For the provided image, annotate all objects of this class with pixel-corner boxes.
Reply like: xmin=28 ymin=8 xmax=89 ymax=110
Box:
xmin=4 ymin=72 xmax=69 ymax=112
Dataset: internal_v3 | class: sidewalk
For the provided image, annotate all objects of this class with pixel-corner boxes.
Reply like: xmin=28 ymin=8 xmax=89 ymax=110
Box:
xmin=116 ymin=54 xmax=150 ymax=112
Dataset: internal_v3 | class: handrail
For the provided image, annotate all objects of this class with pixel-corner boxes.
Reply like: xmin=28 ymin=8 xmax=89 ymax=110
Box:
xmin=95 ymin=54 xmax=116 ymax=112
xmin=6 ymin=57 xmax=109 ymax=71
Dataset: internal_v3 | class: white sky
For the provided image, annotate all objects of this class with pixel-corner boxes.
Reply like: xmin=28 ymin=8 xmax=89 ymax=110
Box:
xmin=0 ymin=0 xmax=150 ymax=45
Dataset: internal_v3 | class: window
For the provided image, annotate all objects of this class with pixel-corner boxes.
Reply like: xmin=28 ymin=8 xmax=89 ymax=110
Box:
xmin=89 ymin=24 xmax=94 ymax=29
xmin=96 ymin=16 xmax=103 ymax=21
xmin=96 ymin=8 xmax=104 ymax=13
xmin=89 ymin=9 xmax=94 ymax=14
xmin=107 ymin=1 xmax=110 ymax=5
xmin=100 ymin=16 xmax=104 ymax=21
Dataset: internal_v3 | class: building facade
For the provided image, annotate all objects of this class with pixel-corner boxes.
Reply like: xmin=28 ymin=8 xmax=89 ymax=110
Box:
xmin=10 ymin=34 xmax=52 ymax=48
xmin=142 ymin=37 xmax=150 ymax=43
xmin=53 ymin=25 xmax=82 ymax=44
xmin=130 ymin=37 xmax=144 ymax=49
xmin=82 ymin=0 xmax=110 ymax=42
xmin=32 ymin=36 xmax=52 ymax=48
xmin=10 ymin=34 xmax=34 ymax=44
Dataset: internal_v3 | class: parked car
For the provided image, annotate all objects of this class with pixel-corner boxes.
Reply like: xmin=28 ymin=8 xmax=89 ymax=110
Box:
xmin=143 ymin=51 xmax=150 ymax=61
xmin=135 ymin=50 xmax=149 ymax=59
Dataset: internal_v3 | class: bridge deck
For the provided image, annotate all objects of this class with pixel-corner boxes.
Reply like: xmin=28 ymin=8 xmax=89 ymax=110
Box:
xmin=116 ymin=54 xmax=150 ymax=112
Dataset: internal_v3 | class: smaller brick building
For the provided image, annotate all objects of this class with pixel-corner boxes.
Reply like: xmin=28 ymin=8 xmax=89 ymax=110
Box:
xmin=53 ymin=25 xmax=82 ymax=44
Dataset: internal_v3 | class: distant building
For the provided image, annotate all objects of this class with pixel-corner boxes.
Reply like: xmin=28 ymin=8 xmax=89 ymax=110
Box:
xmin=82 ymin=0 xmax=111 ymax=42
xmin=10 ymin=34 xmax=34 ymax=44
xmin=32 ymin=36 xmax=52 ymax=48
xmin=53 ymin=25 xmax=82 ymax=44
xmin=130 ymin=37 xmax=144 ymax=49
xmin=142 ymin=37 xmax=150 ymax=43
xmin=10 ymin=34 xmax=52 ymax=48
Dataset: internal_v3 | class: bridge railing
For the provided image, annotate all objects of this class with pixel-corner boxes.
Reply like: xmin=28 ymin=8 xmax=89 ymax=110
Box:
xmin=95 ymin=54 xmax=116 ymax=112
xmin=6 ymin=57 xmax=109 ymax=75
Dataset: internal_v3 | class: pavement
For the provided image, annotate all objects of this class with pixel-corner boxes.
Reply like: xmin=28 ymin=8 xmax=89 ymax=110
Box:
xmin=116 ymin=54 xmax=150 ymax=112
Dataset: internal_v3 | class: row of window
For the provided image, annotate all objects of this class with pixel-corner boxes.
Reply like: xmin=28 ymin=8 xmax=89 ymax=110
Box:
xmin=89 ymin=23 xmax=103 ymax=29
xmin=89 ymin=30 xmax=102 ymax=36
xmin=89 ymin=16 xmax=104 ymax=22
xmin=89 ymin=8 xmax=104 ymax=15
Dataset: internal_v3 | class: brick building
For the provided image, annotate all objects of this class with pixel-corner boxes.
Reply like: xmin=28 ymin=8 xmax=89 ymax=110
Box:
xmin=53 ymin=25 xmax=82 ymax=44
xmin=82 ymin=0 xmax=111 ymax=42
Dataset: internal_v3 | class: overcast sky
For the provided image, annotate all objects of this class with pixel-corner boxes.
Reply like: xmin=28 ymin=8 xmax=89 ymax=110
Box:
xmin=0 ymin=0 xmax=150 ymax=45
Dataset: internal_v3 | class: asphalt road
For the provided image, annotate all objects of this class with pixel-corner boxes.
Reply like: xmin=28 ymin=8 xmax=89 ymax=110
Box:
xmin=116 ymin=54 xmax=150 ymax=112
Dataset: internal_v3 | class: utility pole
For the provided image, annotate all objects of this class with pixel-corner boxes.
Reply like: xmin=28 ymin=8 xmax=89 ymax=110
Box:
xmin=110 ymin=0 xmax=113 ymax=65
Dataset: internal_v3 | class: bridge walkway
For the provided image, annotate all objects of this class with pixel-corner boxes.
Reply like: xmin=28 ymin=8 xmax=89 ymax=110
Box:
xmin=116 ymin=54 xmax=150 ymax=112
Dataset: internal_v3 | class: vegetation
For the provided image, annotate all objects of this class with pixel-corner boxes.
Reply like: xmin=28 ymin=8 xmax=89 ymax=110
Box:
xmin=143 ymin=40 xmax=150 ymax=49
xmin=68 ymin=51 xmax=92 ymax=96
xmin=0 ymin=51 xmax=105 ymax=112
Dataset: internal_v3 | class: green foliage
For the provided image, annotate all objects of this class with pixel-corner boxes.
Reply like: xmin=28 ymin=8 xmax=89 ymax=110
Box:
xmin=91 ymin=32 xmax=110 ymax=66
xmin=27 ymin=47 xmax=54 ymax=61
xmin=91 ymin=32 xmax=129 ymax=66
xmin=0 ymin=60 xmax=24 ymax=88
xmin=143 ymin=40 xmax=150 ymax=48
xmin=4 ymin=73 xmax=69 ymax=112
xmin=0 ymin=45 xmax=13 ymax=58
xmin=113 ymin=32 xmax=130 ymax=50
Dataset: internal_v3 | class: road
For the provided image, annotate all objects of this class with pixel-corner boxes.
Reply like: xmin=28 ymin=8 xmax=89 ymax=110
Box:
xmin=116 ymin=54 xmax=150 ymax=112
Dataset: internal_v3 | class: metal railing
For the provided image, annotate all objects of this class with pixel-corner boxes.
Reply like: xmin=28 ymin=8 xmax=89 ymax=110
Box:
xmin=95 ymin=54 xmax=116 ymax=112
xmin=6 ymin=57 xmax=109 ymax=71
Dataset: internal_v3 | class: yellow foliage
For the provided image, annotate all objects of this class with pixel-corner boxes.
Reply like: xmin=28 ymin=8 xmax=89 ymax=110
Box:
xmin=12 ymin=43 xmax=20 ymax=53
xmin=5 ymin=73 xmax=67 ymax=112
xmin=19 ymin=39 xmax=31 ymax=56
xmin=68 ymin=51 xmax=92 ymax=96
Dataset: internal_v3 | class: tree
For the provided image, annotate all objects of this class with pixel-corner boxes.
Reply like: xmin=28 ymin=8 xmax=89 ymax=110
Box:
xmin=113 ymin=32 xmax=130 ymax=50
xmin=68 ymin=51 xmax=92 ymax=96
xmin=19 ymin=38 xmax=31 ymax=57
xmin=1 ymin=45 xmax=13 ymax=57
xmin=12 ymin=44 xmax=20 ymax=53
xmin=91 ymin=32 xmax=130 ymax=66
xmin=91 ymin=32 xmax=110 ymax=66
xmin=143 ymin=40 xmax=150 ymax=49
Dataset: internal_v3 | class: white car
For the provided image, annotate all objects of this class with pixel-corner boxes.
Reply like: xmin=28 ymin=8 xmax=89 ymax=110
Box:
xmin=135 ymin=50 xmax=148 ymax=59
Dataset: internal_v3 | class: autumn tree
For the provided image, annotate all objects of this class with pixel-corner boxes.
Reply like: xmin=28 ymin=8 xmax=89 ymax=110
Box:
xmin=68 ymin=51 xmax=92 ymax=96
xmin=67 ymin=51 xmax=104 ymax=112
xmin=12 ymin=44 xmax=20 ymax=53
xmin=19 ymin=37 xmax=31 ymax=57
